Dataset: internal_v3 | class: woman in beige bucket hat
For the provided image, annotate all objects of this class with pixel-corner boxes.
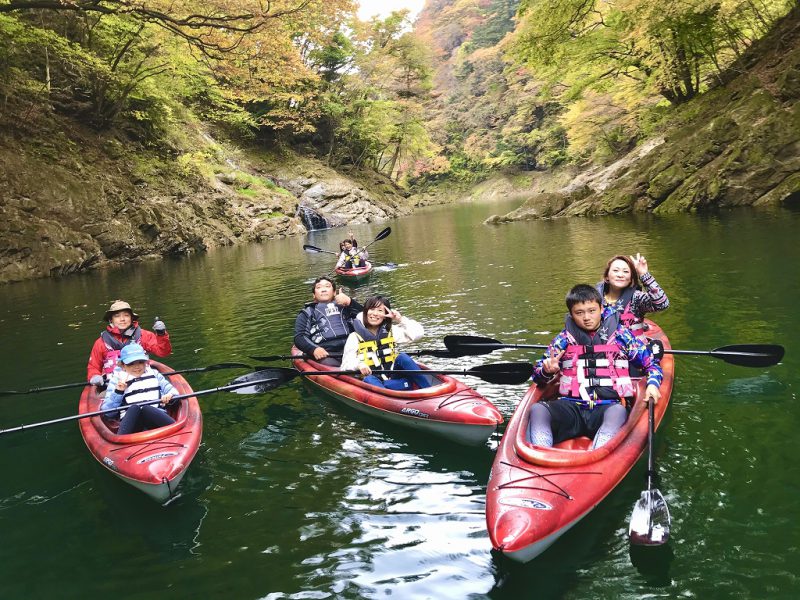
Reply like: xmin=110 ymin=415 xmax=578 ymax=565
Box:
xmin=86 ymin=299 xmax=172 ymax=385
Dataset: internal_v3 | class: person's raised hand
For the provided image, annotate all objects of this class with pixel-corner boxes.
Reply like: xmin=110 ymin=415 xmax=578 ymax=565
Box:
xmin=153 ymin=317 xmax=167 ymax=335
xmin=115 ymin=371 xmax=130 ymax=392
xmin=334 ymin=288 xmax=351 ymax=306
xmin=542 ymin=347 xmax=565 ymax=375
xmin=629 ymin=253 xmax=649 ymax=277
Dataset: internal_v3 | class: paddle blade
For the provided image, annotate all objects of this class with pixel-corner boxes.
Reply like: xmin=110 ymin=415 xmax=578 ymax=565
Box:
xmin=373 ymin=227 xmax=391 ymax=242
xmin=629 ymin=489 xmax=671 ymax=546
xmin=303 ymin=244 xmax=324 ymax=253
xmin=711 ymin=344 xmax=785 ymax=367
xmin=467 ymin=362 xmax=532 ymax=385
xmin=444 ymin=335 xmax=503 ymax=356
xmin=228 ymin=369 xmax=298 ymax=394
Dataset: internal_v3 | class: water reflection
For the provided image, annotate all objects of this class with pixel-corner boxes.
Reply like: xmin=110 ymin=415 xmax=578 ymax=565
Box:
xmin=0 ymin=205 xmax=798 ymax=597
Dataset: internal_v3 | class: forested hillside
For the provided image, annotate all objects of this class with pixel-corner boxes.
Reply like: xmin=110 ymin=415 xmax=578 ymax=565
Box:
xmin=412 ymin=0 xmax=799 ymax=203
xmin=0 ymin=2 xmax=434 ymax=282
xmin=2 ymin=0 xmax=798 ymax=283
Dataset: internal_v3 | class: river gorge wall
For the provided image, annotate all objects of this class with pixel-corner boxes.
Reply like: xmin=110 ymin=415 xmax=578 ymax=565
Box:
xmin=484 ymin=8 xmax=800 ymax=225
xmin=0 ymin=121 xmax=414 ymax=285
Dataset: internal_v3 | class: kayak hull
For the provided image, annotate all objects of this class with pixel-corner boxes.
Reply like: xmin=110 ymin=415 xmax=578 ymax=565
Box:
xmin=334 ymin=261 xmax=372 ymax=281
xmin=292 ymin=350 xmax=503 ymax=445
xmin=78 ymin=361 xmax=202 ymax=503
xmin=486 ymin=320 xmax=674 ymax=562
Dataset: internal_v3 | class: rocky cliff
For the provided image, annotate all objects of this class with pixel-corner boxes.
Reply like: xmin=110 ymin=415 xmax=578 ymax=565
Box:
xmin=0 ymin=119 xmax=412 ymax=285
xmin=484 ymin=8 xmax=800 ymax=224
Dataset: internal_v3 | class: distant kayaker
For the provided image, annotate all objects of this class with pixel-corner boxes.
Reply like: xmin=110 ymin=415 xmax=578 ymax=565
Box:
xmin=527 ymin=284 xmax=663 ymax=449
xmin=336 ymin=232 xmax=369 ymax=269
xmin=87 ymin=300 xmax=171 ymax=386
xmin=340 ymin=295 xmax=431 ymax=390
xmin=294 ymin=276 xmax=364 ymax=365
xmin=101 ymin=343 xmax=177 ymax=435
xmin=596 ymin=253 xmax=669 ymax=335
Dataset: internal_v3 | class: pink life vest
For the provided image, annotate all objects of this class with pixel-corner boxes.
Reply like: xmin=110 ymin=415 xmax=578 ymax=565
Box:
xmin=557 ymin=314 xmax=635 ymax=408
xmin=597 ymin=284 xmax=645 ymax=333
xmin=99 ymin=326 xmax=142 ymax=374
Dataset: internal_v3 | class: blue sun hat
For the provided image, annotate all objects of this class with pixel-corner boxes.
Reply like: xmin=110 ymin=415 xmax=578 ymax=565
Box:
xmin=120 ymin=343 xmax=149 ymax=364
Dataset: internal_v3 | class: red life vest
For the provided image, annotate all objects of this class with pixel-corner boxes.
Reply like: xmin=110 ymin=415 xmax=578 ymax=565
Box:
xmin=99 ymin=326 xmax=142 ymax=374
xmin=557 ymin=314 xmax=635 ymax=408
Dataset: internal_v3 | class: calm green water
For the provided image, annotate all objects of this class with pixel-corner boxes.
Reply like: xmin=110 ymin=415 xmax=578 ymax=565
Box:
xmin=0 ymin=201 xmax=797 ymax=599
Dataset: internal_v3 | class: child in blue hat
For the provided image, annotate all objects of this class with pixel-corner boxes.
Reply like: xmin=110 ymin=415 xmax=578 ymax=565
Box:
xmin=101 ymin=343 xmax=178 ymax=434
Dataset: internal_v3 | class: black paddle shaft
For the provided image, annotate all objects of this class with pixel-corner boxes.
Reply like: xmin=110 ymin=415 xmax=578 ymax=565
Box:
xmin=0 ymin=377 xmax=270 ymax=435
xmin=0 ymin=362 xmax=252 ymax=397
xmin=647 ymin=398 xmax=656 ymax=490
xmin=445 ymin=335 xmax=784 ymax=367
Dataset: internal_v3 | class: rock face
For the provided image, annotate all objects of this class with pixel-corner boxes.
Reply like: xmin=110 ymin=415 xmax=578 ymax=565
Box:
xmin=0 ymin=128 xmax=410 ymax=284
xmin=484 ymin=8 xmax=800 ymax=224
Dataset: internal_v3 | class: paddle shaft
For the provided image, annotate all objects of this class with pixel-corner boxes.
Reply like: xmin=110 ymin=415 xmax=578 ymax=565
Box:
xmin=447 ymin=338 xmax=783 ymax=366
xmin=360 ymin=226 xmax=391 ymax=251
xmin=293 ymin=368 xmax=521 ymax=377
xmin=0 ymin=363 xmax=252 ymax=397
xmin=647 ymin=398 xmax=655 ymax=490
xmin=0 ymin=378 xmax=265 ymax=435
xmin=304 ymin=226 xmax=391 ymax=257
xmin=453 ymin=342 xmax=775 ymax=357
xmin=250 ymin=349 xmax=453 ymax=362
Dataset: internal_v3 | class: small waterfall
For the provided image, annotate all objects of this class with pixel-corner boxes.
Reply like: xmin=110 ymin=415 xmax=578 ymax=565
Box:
xmin=297 ymin=204 xmax=329 ymax=231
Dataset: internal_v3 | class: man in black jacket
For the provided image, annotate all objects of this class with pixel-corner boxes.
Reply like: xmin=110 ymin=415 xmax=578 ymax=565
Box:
xmin=294 ymin=276 xmax=363 ymax=365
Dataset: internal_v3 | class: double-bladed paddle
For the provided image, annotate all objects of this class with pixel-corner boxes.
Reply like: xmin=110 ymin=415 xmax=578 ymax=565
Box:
xmin=629 ymin=398 xmax=671 ymax=545
xmin=0 ymin=374 xmax=270 ymax=436
xmin=443 ymin=335 xmax=785 ymax=367
xmin=226 ymin=363 xmax=533 ymax=394
xmin=303 ymin=226 xmax=392 ymax=257
xmin=248 ymin=348 xmax=457 ymax=362
xmin=0 ymin=362 xmax=253 ymax=397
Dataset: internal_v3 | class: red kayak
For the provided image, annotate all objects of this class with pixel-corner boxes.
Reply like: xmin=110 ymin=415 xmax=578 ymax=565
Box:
xmin=292 ymin=349 xmax=503 ymax=445
xmin=335 ymin=261 xmax=372 ymax=281
xmin=78 ymin=361 xmax=202 ymax=503
xmin=485 ymin=320 xmax=674 ymax=562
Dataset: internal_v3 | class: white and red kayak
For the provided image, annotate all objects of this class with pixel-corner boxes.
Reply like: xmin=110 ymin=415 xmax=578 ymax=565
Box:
xmin=78 ymin=360 xmax=202 ymax=503
xmin=334 ymin=261 xmax=372 ymax=281
xmin=486 ymin=320 xmax=674 ymax=562
xmin=292 ymin=349 xmax=503 ymax=445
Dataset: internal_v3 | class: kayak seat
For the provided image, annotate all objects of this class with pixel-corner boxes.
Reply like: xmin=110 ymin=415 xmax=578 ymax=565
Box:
xmin=515 ymin=379 xmax=647 ymax=466
xmin=553 ymin=437 xmax=592 ymax=451
xmin=409 ymin=373 xmax=443 ymax=389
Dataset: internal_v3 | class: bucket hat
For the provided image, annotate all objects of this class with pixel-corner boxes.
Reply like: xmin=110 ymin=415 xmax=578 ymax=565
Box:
xmin=104 ymin=300 xmax=140 ymax=322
